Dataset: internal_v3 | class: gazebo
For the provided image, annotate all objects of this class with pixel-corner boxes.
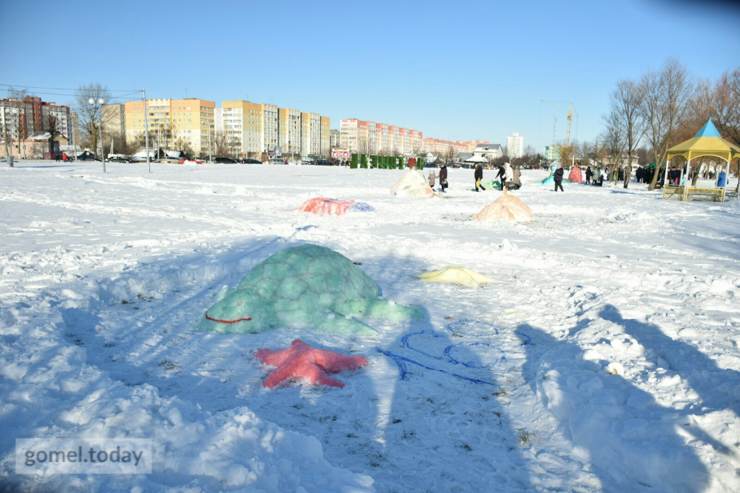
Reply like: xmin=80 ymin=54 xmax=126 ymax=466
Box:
xmin=662 ymin=119 xmax=740 ymax=202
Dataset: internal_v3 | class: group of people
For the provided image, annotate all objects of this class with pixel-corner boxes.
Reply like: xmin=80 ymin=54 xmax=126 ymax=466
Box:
xmin=427 ymin=163 xmax=449 ymax=192
xmin=428 ymin=162 xmax=523 ymax=193
xmin=474 ymin=162 xmax=522 ymax=192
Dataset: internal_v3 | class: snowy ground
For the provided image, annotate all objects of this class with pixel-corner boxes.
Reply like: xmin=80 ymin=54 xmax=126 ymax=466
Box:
xmin=0 ymin=161 xmax=738 ymax=492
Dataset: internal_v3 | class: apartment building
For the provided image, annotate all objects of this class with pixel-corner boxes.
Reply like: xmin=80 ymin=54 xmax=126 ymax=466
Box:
xmin=340 ymin=118 xmax=424 ymax=155
xmin=299 ymin=112 xmax=322 ymax=157
xmin=221 ymin=100 xmax=263 ymax=157
xmin=278 ymin=108 xmax=302 ymax=155
xmin=102 ymin=104 xmax=125 ymax=141
xmin=0 ymin=102 xmax=24 ymax=143
xmin=262 ymin=104 xmax=279 ymax=154
xmin=506 ymin=132 xmax=524 ymax=158
xmin=320 ymin=116 xmax=330 ymax=157
xmin=124 ymin=98 xmax=215 ymax=155
xmin=0 ymin=96 xmax=73 ymax=143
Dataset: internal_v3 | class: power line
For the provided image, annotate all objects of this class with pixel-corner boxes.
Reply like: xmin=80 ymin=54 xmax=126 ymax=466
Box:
xmin=0 ymin=82 xmax=141 ymax=94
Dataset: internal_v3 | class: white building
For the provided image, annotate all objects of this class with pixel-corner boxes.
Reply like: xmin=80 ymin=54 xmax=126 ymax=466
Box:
xmin=507 ymin=132 xmax=524 ymax=158
xmin=472 ymin=143 xmax=503 ymax=161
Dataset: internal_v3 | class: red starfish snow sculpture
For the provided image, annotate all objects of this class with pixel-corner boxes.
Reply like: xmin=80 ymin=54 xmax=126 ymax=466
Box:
xmin=255 ymin=339 xmax=368 ymax=388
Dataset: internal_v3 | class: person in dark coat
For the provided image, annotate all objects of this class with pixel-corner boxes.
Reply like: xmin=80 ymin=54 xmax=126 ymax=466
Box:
xmin=496 ymin=164 xmax=506 ymax=189
xmin=474 ymin=164 xmax=486 ymax=191
xmin=554 ymin=164 xmax=565 ymax=192
xmin=439 ymin=163 xmax=448 ymax=192
xmin=585 ymin=166 xmax=593 ymax=185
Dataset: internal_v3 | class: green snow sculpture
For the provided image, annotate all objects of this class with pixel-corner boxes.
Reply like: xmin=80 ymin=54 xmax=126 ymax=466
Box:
xmin=199 ymin=244 xmax=418 ymax=334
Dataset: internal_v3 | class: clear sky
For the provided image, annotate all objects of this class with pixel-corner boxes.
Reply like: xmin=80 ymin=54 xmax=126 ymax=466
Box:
xmin=1 ymin=0 xmax=738 ymax=151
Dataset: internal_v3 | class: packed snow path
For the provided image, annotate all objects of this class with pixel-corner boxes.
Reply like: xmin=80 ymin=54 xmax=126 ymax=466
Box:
xmin=0 ymin=162 xmax=738 ymax=492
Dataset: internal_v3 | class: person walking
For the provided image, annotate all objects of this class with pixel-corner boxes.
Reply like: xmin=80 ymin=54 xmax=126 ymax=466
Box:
xmin=439 ymin=162 xmax=448 ymax=192
xmin=428 ymin=168 xmax=436 ymax=189
xmin=474 ymin=164 xmax=486 ymax=191
xmin=585 ymin=166 xmax=593 ymax=185
xmin=554 ymin=164 xmax=565 ymax=192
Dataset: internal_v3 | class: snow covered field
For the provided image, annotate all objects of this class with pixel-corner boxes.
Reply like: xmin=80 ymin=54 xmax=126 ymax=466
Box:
xmin=0 ymin=161 xmax=738 ymax=492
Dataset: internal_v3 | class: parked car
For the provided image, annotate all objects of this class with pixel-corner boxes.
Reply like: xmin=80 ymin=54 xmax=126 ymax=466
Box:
xmin=241 ymin=158 xmax=262 ymax=164
xmin=108 ymin=154 xmax=130 ymax=163
xmin=214 ymin=156 xmax=238 ymax=164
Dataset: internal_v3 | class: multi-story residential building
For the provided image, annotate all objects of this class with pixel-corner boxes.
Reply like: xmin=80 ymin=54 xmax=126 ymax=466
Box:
xmin=124 ymin=98 xmax=215 ymax=156
xmin=214 ymin=107 xmax=223 ymax=134
xmin=340 ymin=119 xmax=359 ymax=153
xmin=171 ymin=99 xmax=215 ymax=156
xmin=262 ymin=104 xmax=279 ymax=155
xmin=545 ymin=144 xmax=560 ymax=161
xmin=330 ymin=129 xmax=341 ymax=149
xmin=507 ymin=132 xmax=524 ymax=158
xmin=320 ymin=116 xmax=330 ymax=157
xmin=340 ymin=118 xmax=426 ymax=156
xmin=0 ymin=102 xmax=23 ymax=144
xmin=221 ymin=100 xmax=263 ymax=157
xmin=278 ymin=108 xmax=301 ymax=155
xmin=299 ymin=112 xmax=321 ymax=157
xmin=102 ymin=104 xmax=125 ymax=142
xmin=1 ymin=96 xmax=74 ymax=144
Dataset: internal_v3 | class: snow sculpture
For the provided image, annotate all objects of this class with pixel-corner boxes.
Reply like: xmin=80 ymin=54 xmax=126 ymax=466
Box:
xmin=255 ymin=339 xmax=368 ymax=388
xmin=473 ymin=192 xmax=533 ymax=223
xmin=419 ymin=267 xmax=491 ymax=288
xmin=568 ymin=166 xmax=583 ymax=184
xmin=541 ymin=161 xmax=560 ymax=185
xmin=299 ymin=197 xmax=372 ymax=215
xmin=391 ymin=170 xmax=434 ymax=198
xmin=199 ymin=244 xmax=417 ymax=334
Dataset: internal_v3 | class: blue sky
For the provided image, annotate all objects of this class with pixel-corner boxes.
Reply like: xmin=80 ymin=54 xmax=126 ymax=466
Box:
xmin=1 ymin=0 xmax=738 ymax=150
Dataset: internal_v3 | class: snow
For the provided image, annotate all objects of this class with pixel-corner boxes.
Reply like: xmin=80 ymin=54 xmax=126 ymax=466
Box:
xmin=0 ymin=161 xmax=738 ymax=492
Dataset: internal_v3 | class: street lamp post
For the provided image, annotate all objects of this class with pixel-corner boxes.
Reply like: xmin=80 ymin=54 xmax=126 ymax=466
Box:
xmin=89 ymin=97 xmax=105 ymax=173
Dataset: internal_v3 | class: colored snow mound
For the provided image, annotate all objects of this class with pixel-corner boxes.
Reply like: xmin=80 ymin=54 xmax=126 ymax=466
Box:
xmin=474 ymin=192 xmax=533 ymax=223
xmin=299 ymin=196 xmax=355 ymax=215
xmin=569 ymin=166 xmax=584 ymax=184
xmin=391 ymin=170 xmax=434 ymax=198
xmin=419 ymin=266 xmax=491 ymax=288
xmin=199 ymin=244 xmax=417 ymax=334
xmin=351 ymin=201 xmax=374 ymax=212
xmin=256 ymin=339 xmax=368 ymax=388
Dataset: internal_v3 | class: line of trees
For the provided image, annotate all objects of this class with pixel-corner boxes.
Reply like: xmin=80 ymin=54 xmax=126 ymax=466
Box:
xmin=599 ymin=60 xmax=738 ymax=189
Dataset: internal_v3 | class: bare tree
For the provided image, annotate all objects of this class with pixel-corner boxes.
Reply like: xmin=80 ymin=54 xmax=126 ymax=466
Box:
xmin=46 ymin=114 xmax=60 ymax=159
xmin=601 ymin=108 xmax=625 ymax=182
xmin=75 ymin=84 xmax=111 ymax=155
xmin=610 ymin=80 xmax=645 ymax=188
xmin=641 ymin=61 xmax=692 ymax=190
xmin=214 ymin=130 xmax=230 ymax=157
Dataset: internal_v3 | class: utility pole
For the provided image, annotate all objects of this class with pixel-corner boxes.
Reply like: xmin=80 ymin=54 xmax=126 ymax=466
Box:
xmin=143 ymin=89 xmax=150 ymax=173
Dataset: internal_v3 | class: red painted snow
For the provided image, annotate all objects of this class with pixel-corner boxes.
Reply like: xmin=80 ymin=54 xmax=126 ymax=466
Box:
xmin=255 ymin=339 xmax=368 ymax=388
xmin=569 ymin=166 xmax=584 ymax=184
xmin=299 ymin=197 xmax=355 ymax=216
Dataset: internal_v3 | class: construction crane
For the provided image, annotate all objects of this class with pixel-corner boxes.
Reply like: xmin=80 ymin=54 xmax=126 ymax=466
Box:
xmin=540 ymin=99 xmax=575 ymax=144
xmin=565 ymin=103 xmax=574 ymax=146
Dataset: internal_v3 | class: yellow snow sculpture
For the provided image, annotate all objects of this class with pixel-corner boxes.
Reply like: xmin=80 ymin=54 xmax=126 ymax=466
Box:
xmin=474 ymin=191 xmax=533 ymax=223
xmin=419 ymin=266 xmax=491 ymax=288
xmin=391 ymin=170 xmax=434 ymax=198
